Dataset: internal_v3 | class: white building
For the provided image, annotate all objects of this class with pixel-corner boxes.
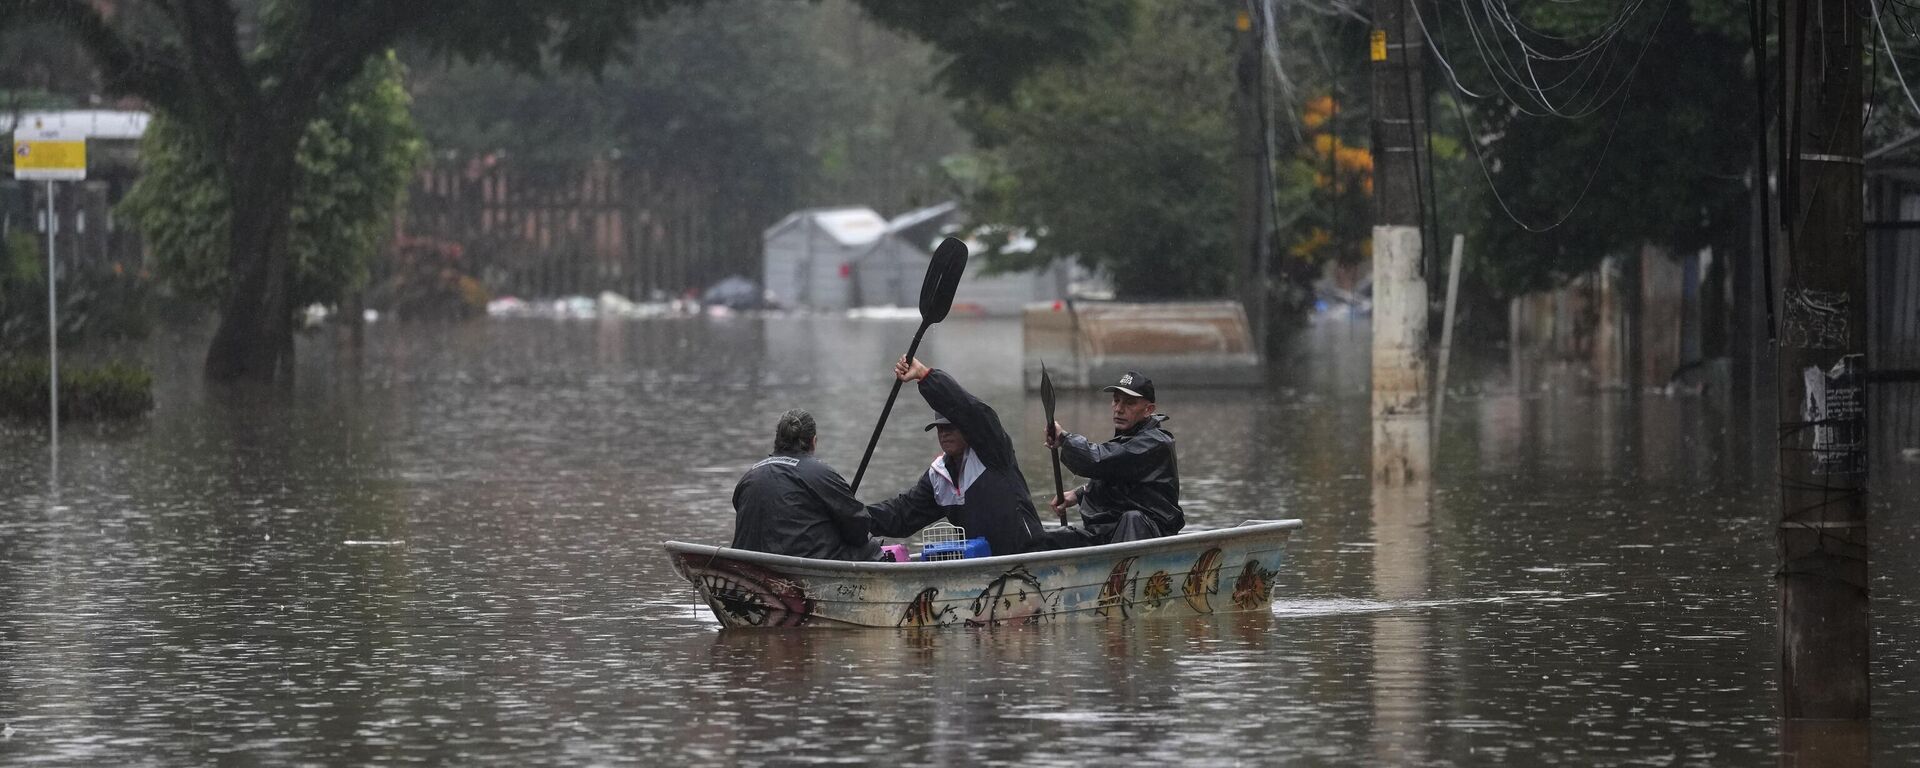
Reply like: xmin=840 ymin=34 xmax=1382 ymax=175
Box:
xmin=761 ymin=206 xmax=887 ymax=311
xmin=763 ymin=201 xmax=1101 ymax=315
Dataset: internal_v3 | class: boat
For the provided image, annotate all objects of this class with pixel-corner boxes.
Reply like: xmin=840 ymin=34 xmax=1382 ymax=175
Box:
xmin=663 ymin=519 xmax=1304 ymax=629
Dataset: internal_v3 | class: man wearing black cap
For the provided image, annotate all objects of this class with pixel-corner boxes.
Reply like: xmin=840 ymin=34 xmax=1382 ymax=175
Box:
xmin=865 ymin=356 xmax=1047 ymax=556
xmin=730 ymin=408 xmax=884 ymax=561
xmin=1041 ymin=370 xmax=1183 ymax=548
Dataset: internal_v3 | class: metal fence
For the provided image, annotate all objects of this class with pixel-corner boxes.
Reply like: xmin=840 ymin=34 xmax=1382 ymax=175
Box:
xmin=1866 ymin=174 xmax=1920 ymax=465
xmin=394 ymin=157 xmax=774 ymax=302
xmin=0 ymin=174 xmax=143 ymax=273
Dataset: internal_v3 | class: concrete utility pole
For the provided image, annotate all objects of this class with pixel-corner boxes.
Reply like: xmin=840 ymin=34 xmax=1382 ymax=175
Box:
xmin=1232 ymin=0 xmax=1274 ymax=356
xmin=1368 ymin=0 xmax=1430 ymax=485
xmin=1777 ymin=0 xmax=1869 ymax=723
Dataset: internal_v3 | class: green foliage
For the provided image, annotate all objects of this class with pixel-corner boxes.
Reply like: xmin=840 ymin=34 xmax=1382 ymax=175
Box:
xmin=959 ymin=2 xmax=1239 ymax=299
xmin=371 ymin=236 xmax=490 ymax=321
xmin=120 ymin=53 xmax=423 ymax=315
xmin=856 ymin=0 xmax=1134 ymax=102
xmin=0 ymin=20 xmax=100 ymax=105
xmin=1281 ymin=95 xmax=1373 ymax=268
xmin=3 ymin=230 xmax=40 ymax=286
xmin=0 ymin=231 xmax=43 ymax=347
xmin=0 ymin=231 xmax=152 ymax=353
xmin=1448 ymin=0 xmax=1753 ymax=296
xmin=407 ymin=0 xmax=975 ymax=218
xmin=0 ymin=357 xmax=153 ymax=420
xmin=5 ymin=0 xmax=1123 ymax=381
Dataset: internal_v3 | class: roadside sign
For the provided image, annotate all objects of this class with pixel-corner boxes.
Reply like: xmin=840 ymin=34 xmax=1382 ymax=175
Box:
xmin=11 ymin=118 xmax=87 ymax=180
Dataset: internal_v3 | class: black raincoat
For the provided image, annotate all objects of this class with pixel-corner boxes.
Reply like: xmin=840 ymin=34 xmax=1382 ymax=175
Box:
xmin=1059 ymin=413 xmax=1183 ymax=537
xmin=730 ymin=451 xmax=881 ymax=561
xmin=867 ymin=369 xmax=1047 ymax=556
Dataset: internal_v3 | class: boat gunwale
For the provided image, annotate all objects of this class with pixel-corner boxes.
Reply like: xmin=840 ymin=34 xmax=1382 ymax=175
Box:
xmin=663 ymin=518 xmax=1303 ymax=576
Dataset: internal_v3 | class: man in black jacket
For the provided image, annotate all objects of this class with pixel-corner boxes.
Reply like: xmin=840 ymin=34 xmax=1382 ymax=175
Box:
xmin=1040 ymin=370 xmax=1182 ymax=549
xmin=866 ymin=357 xmax=1047 ymax=556
xmin=730 ymin=409 xmax=882 ymax=561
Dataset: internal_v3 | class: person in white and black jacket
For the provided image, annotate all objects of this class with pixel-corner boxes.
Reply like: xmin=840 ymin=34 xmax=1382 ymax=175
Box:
xmin=1040 ymin=370 xmax=1183 ymax=549
xmin=865 ymin=357 xmax=1047 ymax=556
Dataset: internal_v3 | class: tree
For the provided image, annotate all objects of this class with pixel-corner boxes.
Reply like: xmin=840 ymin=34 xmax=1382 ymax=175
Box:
xmin=1 ymin=0 xmax=1123 ymax=383
xmin=1282 ymin=94 xmax=1372 ymax=269
xmin=1431 ymin=0 xmax=1754 ymax=297
xmin=404 ymin=0 xmax=972 ymax=251
xmin=960 ymin=2 xmax=1241 ymax=299
xmin=120 ymin=53 xmax=421 ymax=322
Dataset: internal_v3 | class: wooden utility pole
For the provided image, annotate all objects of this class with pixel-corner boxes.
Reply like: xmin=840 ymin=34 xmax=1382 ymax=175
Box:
xmin=1368 ymin=0 xmax=1430 ymax=485
xmin=1232 ymin=0 xmax=1274 ymax=356
xmin=1777 ymin=0 xmax=1869 ymax=721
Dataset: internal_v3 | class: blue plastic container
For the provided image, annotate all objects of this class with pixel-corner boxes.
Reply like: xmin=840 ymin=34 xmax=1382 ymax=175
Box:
xmin=920 ymin=537 xmax=992 ymax=561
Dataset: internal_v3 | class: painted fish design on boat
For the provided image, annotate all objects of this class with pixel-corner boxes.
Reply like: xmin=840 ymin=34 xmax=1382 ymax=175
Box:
xmin=1183 ymin=547 xmax=1223 ymax=614
xmin=1096 ymin=556 xmax=1139 ymax=617
xmin=698 ymin=559 xmax=816 ymax=627
xmin=1231 ymin=561 xmax=1277 ymax=610
xmin=966 ymin=566 xmax=1051 ymax=626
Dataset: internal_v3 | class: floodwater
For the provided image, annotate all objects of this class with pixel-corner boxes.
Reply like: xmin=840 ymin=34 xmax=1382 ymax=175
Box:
xmin=2 ymin=315 xmax=1916 ymax=766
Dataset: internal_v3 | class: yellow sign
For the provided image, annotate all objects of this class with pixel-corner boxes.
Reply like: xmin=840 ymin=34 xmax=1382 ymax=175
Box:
xmin=13 ymin=138 xmax=87 ymax=180
xmin=1371 ymin=30 xmax=1387 ymax=62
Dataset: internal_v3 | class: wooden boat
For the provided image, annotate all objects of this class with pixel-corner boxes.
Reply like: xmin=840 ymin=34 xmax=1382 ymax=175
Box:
xmin=663 ymin=519 xmax=1304 ymax=629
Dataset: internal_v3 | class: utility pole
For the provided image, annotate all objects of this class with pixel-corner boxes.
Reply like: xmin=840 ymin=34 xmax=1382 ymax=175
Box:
xmin=1777 ymin=0 xmax=1869 ymax=723
xmin=1368 ymin=0 xmax=1430 ymax=485
xmin=1232 ymin=0 xmax=1274 ymax=357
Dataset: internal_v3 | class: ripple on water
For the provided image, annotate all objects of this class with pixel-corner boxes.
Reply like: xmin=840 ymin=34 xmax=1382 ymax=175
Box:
xmin=1 ymin=318 xmax=1917 ymax=766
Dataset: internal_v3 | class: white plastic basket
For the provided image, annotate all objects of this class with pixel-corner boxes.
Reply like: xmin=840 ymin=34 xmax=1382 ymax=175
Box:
xmin=916 ymin=521 xmax=967 ymax=561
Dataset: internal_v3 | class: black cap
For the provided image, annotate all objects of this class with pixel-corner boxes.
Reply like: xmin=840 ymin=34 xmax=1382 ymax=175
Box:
xmin=1101 ymin=370 xmax=1155 ymax=402
xmin=923 ymin=413 xmax=953 ymax=431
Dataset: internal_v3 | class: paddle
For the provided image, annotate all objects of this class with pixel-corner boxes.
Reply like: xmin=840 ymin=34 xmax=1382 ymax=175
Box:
xmin=848 ymin=236 xmax=969 ymax=493
xmin=1041 ymin=362 xmax=1069 ymax=527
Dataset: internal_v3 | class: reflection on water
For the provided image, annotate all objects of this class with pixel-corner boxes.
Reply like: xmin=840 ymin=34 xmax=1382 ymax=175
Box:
xmin=1371 ymin=483 xmax=1431 ymax=765
xmin=1 ymin=315 xmax=1918 ymax=765
xmin=1780 ymin=720 xmax=1871 ymax=768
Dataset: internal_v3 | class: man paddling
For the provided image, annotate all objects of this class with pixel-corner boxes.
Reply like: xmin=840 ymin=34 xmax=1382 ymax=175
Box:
xmin=1040 ymin=370 xmax=1183 ymax=549
xmin=730 ymin=409 xmax=882 ymax=561
xmin=867 ymin=357 xmax=1046 ymax=556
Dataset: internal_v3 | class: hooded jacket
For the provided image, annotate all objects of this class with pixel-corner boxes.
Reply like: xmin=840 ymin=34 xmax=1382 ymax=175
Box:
xmin=1059 ymin=412 xmax=1182 ymax=536
xmin=731 ymin=451 xmax=881 ymax=561
xmin=866 ymin=369 xmax=1046 ymax=555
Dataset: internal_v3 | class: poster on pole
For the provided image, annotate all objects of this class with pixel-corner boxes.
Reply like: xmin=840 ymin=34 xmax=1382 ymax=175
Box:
xmin=11 ymin=118 xmax=87 ymax=181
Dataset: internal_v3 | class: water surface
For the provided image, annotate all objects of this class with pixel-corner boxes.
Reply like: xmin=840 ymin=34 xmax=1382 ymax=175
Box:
xmin=2 ymin=316 xmax=1915 ymax=765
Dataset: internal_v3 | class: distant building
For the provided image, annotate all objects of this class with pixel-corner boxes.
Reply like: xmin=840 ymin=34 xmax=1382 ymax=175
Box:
xmin=762 ymin=201 xmax=1098 ymax=315
xmin=761 ymin=206 xmax=888 ymax=311
xmin=0 ymin=110 xmax=151 ymax=272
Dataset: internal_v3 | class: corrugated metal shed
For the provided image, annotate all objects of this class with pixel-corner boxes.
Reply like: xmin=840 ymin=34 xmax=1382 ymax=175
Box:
xmin=762 ymin=207 xmax=886 ymax=310
xmin=762 ymin=201 xmax=1098 ymax=314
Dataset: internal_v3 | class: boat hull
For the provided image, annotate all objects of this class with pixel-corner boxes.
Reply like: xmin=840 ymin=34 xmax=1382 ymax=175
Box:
xmin=664 ymin=519 xmax=1303 ymax=629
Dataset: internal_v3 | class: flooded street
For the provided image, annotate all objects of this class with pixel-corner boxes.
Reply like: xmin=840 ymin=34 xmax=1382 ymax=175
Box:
xmin=2 ymin=316 xmax=1917 ymax=765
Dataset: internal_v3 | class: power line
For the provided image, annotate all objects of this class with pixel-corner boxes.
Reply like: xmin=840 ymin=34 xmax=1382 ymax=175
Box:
xmin=1872 ymin=0 xmax=1920 ymax=119
xmin=1422 ymin=0 xmax=1662 ymax=118
xmin=1412 ymin=0 xmax=1672 ymax=231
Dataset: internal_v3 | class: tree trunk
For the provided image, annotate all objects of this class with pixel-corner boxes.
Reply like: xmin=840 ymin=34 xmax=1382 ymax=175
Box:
xmin=204 ymin=121 xmax=303 ymax=384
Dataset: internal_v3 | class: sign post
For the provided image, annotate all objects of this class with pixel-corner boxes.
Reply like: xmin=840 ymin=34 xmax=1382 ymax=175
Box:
xmin=12 ymin=118 xmax=88 ymax=475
